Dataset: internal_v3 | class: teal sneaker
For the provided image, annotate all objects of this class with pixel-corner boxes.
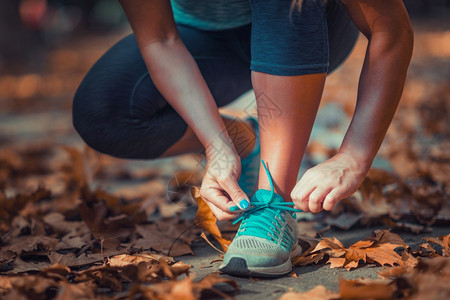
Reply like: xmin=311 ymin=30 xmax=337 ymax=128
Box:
xmin=219 ymin=160 xmax=302 ymax=277
xmin=238 ymin=117 xmax=260 ymax=197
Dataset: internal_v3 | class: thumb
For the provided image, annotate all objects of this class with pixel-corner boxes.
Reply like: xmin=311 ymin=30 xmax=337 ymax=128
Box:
xmin=219 ymin=175 xmax=250 ymax=210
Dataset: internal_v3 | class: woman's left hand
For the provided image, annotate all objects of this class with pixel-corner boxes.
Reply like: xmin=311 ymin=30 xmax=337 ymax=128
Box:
xmin=291 ymin=152 xmax=369 ymax=213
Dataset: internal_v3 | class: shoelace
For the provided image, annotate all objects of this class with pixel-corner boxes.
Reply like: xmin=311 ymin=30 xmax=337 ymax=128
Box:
xmin=233 ymin=160 xmax=301 ymax=248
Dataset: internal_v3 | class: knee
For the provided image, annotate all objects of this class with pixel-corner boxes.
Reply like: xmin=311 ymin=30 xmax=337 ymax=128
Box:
xmin=72 ymin=87 xmax=103 ymax=152
xmin=72 ymin=90 xmax=168 ymax=160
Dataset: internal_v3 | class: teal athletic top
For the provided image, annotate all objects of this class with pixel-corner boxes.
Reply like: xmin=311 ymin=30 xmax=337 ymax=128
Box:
xmin=171 ymin=0 xmax=252 ymax=31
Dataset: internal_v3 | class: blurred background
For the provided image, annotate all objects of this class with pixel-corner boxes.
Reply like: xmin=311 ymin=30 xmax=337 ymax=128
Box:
xmin=0 ymin=0 xmax=448 ymax=206
xmin=0 ymin=4 xmax=448 ymax=298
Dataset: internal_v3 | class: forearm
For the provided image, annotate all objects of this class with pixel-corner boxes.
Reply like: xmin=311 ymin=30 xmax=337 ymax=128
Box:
xmin=141 ymin=38 xmax=233 ymax=152
xmin=119 ymin=0 xmax=234 ymax=154
xmin=339 ymin=31 xmax=413 ymax=169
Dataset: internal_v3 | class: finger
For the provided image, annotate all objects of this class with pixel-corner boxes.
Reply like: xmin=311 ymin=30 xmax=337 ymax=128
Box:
xmin=291 ymin=185 xmax=316 ymax=212
xmin=200 ymin=186 xmax=238 ymax=213
xmin=205 ymin=200 xmax=236 ymax=221
xmin=322 ymin=188 xmax=343 ymax=211
xmin=292 ymin=170 xmax=315 ymax=194
xmin=219 ymin=175 xmax=250 ymax=210
xmin=291 ymin=171 xmax=315 ymax=201
xmin=308 ymin=186 xmax=333 ymax=213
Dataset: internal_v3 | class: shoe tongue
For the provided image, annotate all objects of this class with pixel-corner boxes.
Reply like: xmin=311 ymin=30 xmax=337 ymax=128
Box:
xmin=250 ymin=189 xmax=285 ymax=205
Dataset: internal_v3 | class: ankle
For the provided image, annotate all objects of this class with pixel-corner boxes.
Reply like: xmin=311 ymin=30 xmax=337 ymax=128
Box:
xmin=256 ymin=184 xmax=292 ymax=202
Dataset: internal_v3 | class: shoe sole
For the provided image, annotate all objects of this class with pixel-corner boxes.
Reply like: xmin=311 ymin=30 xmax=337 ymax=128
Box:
xmin=219 ymin=243 xmax=302 ymax=278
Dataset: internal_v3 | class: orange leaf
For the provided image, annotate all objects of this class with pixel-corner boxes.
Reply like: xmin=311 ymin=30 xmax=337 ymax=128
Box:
xmin=292 ymin=252 xmax=326 ymax=267
xmin=191 ymin=187 xmax=231 ymax=252
xmin=339 ymin=278 xmax=395 ymax=299
xmin=311 ymin=237 xmax=345 ymax=253
xmin=424 ymin=234 xmax=450 ymax=256
xmin=279 ymin=285 xmax=338 ymax=300
xmin=295 ymin=229 xmax=408 ymax=270
xmin=377 ymin=251 xmax=418 ymax=279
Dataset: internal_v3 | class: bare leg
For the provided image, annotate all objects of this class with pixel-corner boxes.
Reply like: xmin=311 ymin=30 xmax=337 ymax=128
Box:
xmin=161 ymin=115 xmax=256 ymax=158
xmin=252 ymin=72 xmax=326 ymax=202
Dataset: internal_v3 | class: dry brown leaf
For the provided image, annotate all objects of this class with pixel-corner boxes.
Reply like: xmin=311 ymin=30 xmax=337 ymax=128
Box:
xmin=278 ymin=285 xmax=338 ymax=300
xmin=331 ymin=165 xmax=447 ymax=228
xmin=377 ymin=251 xmax=418 ymax=279
xmin=0 ymin=187 xmax=51 ymax=232
xmin=130 ymin=276 xmax=195 ymax=300
xmin=55 ymin=232 xmax=90 ymax=251
xmin=295 ymin=229 xmax=408 ymax=270
xmin=191 ymin=273 xmax=238 ymax=299
xmin=292 ymin=235 xmax=323 ymax=267
xmin=192 ymin=186 xmax=231 ymax=252
xmin=413 ymin=242 xmax=440 ymax=258
xmin=54 ymin=281 xmax=97 ymax=300
xmin=2 ymin=275 xmax=59 ymax=299
xmin=48 ymin=251 xmax=108 ymax=268
xmin=397 ymin=257 xmax=450 ymax=299
xmin=128 ymin=273 xmax=237 ymax=300
xmin=293 ymin=252 xmax=326 ymax=267
xmin=60 ymin=146 xmax=90 ymax=190
xmin=200 ymin=232 xmax=225 ymax=254
xmin=78 ymin=186 xmax=136 ymax=248
xmin=5 ymin=235 xmax=58 ymax=254
xmin=423 ymin=234 xmax=450 ymax=256
xmin=339 ymin=278 xmax=395 ymax=299
xmin=108 ymin=253 xmax=159 ymax=267
xmin=374 ymin=256 xmax=450 ymax=299
xmin=8 ymin=257 xmax=52 ymax=274
xmin=43 ymin=212 xmax=82 ymax=235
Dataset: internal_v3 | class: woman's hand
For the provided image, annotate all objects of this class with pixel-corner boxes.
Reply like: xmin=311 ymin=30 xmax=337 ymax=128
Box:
xmin=291 ymin=152 xmax=369 ymax=213
xmin=199 ymin=140 xmax=250 ymax=221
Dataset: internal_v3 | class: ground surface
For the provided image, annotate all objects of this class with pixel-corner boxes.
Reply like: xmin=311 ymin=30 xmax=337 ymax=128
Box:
xmin=179 ymin=224 xmax=449 ymax=299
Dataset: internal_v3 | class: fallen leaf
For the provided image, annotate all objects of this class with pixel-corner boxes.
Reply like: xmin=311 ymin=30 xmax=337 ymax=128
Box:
xmin=0 ymin=187 xmax=51 ymax=232
xmin=128 ymin=273 xmax=238 ymax=300
xmin=108 ymin=253 xmax=159 ymax=267
xmin=278 ymin=285 xmax=338 ymax=300
xmin=191 ymin=273 xmax=238 ymax=299
xmin=377 ymin=251 xmax=418 ymax=278
xmin=339 ymin=278 xmax=396 ymax=299
xmin=292 ymin=235 xmax=323 ymax=267
xmin=296 ymin=229 xmax=408 ymax=270
xmin=192 ymin=187 xmax=231 ymax=252
xmin=423 ymin=234 xmax=450 ymax=256
xmin=54 ymin=281 xmax=97 ymax=300
xmin=78 ymin=186 xmax=136 ymax=248
xmin=413 ymin=242 xmax=440 ymax=258
xmin=5 ymin=235 xmax=58 ymax=254
xmin=43 ymin=212 xmax=81 ymax=235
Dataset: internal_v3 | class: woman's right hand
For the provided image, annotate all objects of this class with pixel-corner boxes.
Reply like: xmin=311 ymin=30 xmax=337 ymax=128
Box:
xmin=199 ymin=141 xmax=250 ymax=221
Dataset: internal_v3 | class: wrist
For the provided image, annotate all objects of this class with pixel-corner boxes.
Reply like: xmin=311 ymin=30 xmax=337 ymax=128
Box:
xmin=204 ymin=136 xmax=238 ymax=160
xmin=336 ymin=148 xmax=372 ymax=173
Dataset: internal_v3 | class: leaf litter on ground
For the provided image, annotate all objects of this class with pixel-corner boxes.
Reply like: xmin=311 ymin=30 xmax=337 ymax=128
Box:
xmin=1 ymin=25 xmax=449 ymax=299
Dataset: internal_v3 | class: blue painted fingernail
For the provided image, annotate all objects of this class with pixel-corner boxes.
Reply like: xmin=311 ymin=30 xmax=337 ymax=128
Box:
xmin=239 ymin=199 xmax=250 ymax=209
xmin=230 ymin=206 xmax=240 ymax=212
